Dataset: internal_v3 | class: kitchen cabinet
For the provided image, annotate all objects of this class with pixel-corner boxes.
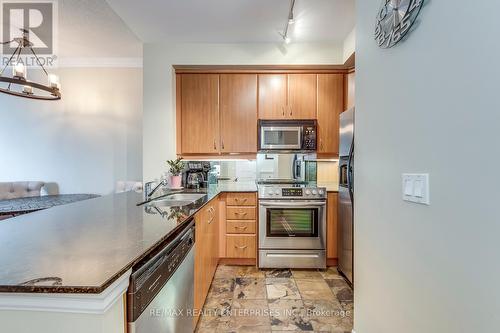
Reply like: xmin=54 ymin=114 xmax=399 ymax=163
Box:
xmin=180 ymin=74 xmax=219 ymax=154
xmin=258 ymin=74 xmax=288 ymax=119
xmin=176 ymin=67 xmax=349 ymax=155
xmin=258 ymin=74 xmax=317 ymax=120
xmin=287 ymin=74 xmax=317 ymax=119
xmin=317 ymin=74 xmax=344 ymax=155
xmin=220 ymin=74 xmax=258 ymax=153
xmin=226 ymin=235 xmax=256 ymax=258
xmin=220 ymin=192 xmax=257 ymax=260
xmin=327 ymin=192 xmax=338 ymax=260
xmin=194 ymin=200 xmax=218 ymax=324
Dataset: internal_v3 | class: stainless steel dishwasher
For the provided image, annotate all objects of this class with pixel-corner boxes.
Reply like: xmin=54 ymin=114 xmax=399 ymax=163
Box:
xmin=127 ymin=220 xmax=195 ymax=333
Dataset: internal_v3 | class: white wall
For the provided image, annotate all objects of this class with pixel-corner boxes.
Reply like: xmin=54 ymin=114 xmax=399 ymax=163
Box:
xmin=0 ymin=0 xmax=143 ymax=195
xmin=0 ymin=68 xmax=142 ymax=195
xmin=355 ymin=1 xmax=500 ymax=333
xmin=342 ymin=27 xmax=356 ymax=63
xmin=143 ymin=42 xmax=343 ymax=181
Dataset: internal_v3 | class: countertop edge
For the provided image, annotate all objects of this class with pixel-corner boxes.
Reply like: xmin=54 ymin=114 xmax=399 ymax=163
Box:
xmin=0 ymin=270 xmax=132 ymax=313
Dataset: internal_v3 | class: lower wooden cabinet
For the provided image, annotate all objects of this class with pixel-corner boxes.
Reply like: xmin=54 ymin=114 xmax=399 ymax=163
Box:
xmin=194 ymin=200 xmax=219 ymax=324
xmin=226 ymin=235 xmax=256 ymax=258
xmin=327 ymin=192 xmax=339 ymax=260
xmin=219 ymin=192 xmax=257 ymax=260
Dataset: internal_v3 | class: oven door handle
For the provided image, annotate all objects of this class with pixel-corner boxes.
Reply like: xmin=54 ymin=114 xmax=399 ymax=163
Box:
xmin=259 ymin=200 xmax=326 ymax=207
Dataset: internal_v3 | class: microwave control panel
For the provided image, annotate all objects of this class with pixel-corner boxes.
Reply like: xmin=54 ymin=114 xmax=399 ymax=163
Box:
xmin=303 ymin=126 xmax=317 ymax=149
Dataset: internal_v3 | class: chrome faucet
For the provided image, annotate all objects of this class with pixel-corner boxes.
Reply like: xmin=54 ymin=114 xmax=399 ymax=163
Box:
xmin=144 ymin=179 xmax=168 ymax=201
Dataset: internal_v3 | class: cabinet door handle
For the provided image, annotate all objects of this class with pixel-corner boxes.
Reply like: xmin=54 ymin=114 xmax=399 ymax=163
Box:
xmin=289 ymin=105 xmax=292 ymax=117
xmin=213 ymin=140 xmax=217 ymax=150
xmin=234 ymin=245 xmax=248 ymax=250
xmin=208 ymin=217 xmax=214 ymax=224
xmin=234 ymin=225 xmax=248 ymax=230
xmin=320 ymin=139 xmax=324 ymax=151
xmin=282 ymin=106 xmax=285 ymax=117
xmin=221 ymin=140 xmax=225 ymax=150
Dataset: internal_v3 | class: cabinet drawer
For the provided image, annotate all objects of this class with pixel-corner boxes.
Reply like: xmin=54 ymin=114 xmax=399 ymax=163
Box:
xmin=226 ymin=235 xmax=256 ymax=258
xmin=226 ymin=207 xmax=256 ymax=220
xmin=227 ymin=220 xmax=256 ymax=234
xmin=226 ymin=193 xmax=256 ymax=206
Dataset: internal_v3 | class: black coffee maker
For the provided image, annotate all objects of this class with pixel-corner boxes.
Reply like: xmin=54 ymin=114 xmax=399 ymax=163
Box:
xmin=182 ymin=161 xmax=210 ymax=189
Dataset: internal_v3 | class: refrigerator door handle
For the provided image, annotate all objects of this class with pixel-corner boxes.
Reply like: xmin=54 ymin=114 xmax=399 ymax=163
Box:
xmin=347 ymin=137 xmax=354 ymax=201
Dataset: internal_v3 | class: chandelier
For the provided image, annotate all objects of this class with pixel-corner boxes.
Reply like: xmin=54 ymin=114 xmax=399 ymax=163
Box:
xmin=0 ymin=29 xmax=61 ymax=100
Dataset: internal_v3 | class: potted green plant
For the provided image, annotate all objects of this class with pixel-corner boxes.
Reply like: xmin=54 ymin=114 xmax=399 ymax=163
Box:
xmin=166 ymin=157 xmax=184 ymax=188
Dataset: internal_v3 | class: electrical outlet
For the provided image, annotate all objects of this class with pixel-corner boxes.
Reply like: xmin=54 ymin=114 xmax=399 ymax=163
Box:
xmin=402 ymin=173 xmax=430 ymax=205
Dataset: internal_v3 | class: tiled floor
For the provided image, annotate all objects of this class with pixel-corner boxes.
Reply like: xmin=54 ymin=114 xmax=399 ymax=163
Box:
xmin=196 ymin=265 xmax=353 ymax=333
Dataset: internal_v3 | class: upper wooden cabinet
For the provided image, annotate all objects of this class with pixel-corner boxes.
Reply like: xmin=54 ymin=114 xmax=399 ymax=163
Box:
xmin=317 ymin=74 xmax=344 ymax=155
xmin=220 ymin=74 xmax=258 ymax=153
xmin=176 ymin=67 xmax=348 ymax=155
xmin=258 ymin=74 xmax=317 ymax=120
xmin=180 ymin=74 xmax=219 ymax=154
xmin=258 ymin=74 xmax=287 ymax=119
xmin=287 ymin=74 xmax=317 ymax=119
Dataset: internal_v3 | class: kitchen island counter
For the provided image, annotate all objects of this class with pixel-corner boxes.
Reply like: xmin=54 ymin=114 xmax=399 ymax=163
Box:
xmin=0 ymin=183 xmax=257 ymax=294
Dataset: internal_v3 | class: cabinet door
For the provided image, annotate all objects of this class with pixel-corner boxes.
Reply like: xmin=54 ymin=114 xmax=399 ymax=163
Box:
xmin=207 ymin=203 xmax=219 ymax=285
xmin=220 ymin=74 xmax=258 ymax=153
xmin=180 ymin=74 xmax=219 ymax=154
xmin=317 ymin=74 xmax=344 ymax=155
xmin=194 ymin=208 xmax=207 ymax=321
xmin=258 ymin=74 xmax=287 ymax=119
xmin=345 ymin=72 xmax=355 ymax=110
xmin=288 ymin=74 xmax=317 ymax=119
xmin=327 ymin=192 xmax=338 ymax=259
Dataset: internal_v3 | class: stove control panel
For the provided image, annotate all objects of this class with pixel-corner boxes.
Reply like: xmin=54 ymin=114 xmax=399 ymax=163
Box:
xmin=259 ymin=186 xmax=327 ymax=199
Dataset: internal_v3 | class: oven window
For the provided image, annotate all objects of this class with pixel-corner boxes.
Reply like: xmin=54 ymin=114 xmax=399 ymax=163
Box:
xmin=266 ymin=208 xmax=318 ymax=237
xmin=263 ymin=129 xmax=300 ymax=146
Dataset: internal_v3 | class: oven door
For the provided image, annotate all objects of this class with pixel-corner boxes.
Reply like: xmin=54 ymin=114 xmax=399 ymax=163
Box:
xmin=260 ymin=126 xmax=302 ymax=150
xmin=259 ymin=200 xmax=326 ymax=250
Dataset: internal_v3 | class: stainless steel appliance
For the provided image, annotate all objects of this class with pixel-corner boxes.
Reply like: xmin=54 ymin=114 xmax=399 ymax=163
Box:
xmin=182 ymin=161 xmax=210 ymax=189
xmin=127 ymin=221 xmax=195 ymax=333
xmin=256 ymin=153 xmax=316 ymax=184
xmin=258 ymin=185 xmax=327 ymax=269
xmin=258 ymin=120 xmax=317 ymax=152
xmin=338 ymin=108 xmax=354 ymax=285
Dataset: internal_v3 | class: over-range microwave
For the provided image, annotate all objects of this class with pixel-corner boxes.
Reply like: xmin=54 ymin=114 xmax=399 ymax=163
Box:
xmin=258 ymin=120 xmax=317 ymax=152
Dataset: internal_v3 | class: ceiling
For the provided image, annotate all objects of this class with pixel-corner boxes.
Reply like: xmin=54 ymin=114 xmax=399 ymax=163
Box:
xmin=105 ymin=0 xmax=355 ymax=44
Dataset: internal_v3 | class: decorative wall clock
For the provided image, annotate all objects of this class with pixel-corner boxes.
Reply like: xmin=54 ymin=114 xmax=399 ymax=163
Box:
xmin=375 ymin=0 xmax=424 ymax=48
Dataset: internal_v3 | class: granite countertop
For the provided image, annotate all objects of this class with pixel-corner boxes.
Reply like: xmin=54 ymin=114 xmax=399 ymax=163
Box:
xmin=0 ymin=194 xmax=100 ymax=215
xmin=0 ymin=183 xmax=256 ymax=294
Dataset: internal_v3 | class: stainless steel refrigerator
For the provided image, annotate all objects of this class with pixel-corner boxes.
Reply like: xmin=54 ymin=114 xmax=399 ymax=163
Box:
xmin=338 ymin=108 xmax=354 ymax=285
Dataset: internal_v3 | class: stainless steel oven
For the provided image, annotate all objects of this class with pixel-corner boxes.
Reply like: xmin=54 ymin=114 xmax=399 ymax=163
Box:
xmin=259 ymin=120 xmax=317 ymax=152
xmin=258 ymin=185 xmax=326 ymax=269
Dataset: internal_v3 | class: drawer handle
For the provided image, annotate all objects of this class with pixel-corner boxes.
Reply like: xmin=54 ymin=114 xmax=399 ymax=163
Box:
xmin=234 ymin=245 xmax=248 ymax=250
xmin=234 ymin=198 xmax=248 ymax=203
xmin=234 ymin=225 xmax=247 ymax=230
xmin=235 ymin=212 xmax=247 ymax=216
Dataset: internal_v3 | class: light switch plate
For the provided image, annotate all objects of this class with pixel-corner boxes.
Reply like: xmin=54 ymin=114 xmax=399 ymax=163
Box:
xmin=402 ymin=173 xmax=430 ymax=205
